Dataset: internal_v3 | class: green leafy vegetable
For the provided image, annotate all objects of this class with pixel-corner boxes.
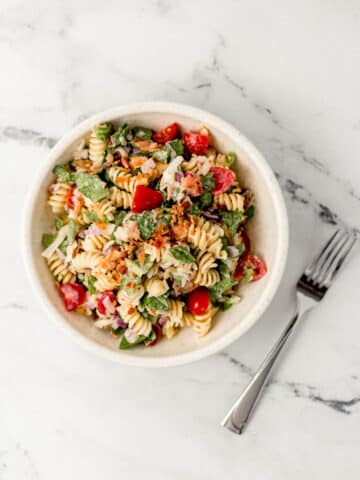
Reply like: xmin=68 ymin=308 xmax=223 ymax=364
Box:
xmin=74 ymin=172 xmax=109 ymax=202
xmin=59 ymin=238 xmax=69 ymax=255
xmin=170 ymin=246 xmax=196 ymax=264
xmin=166 ymin=139 xmax=184 ymax=156
xmin=246 ymin=205 xmax=255 ymax=219
xmin=53 ymin=165 xmax=74 ymax=183
xmin=143 ymin=294 xmax=169 ymax=311
xmin=200 ymin=190 xmax=213 ymax=207
xmin=144 ymin=329 xmax=157 ymax=346
xmin=188 ymin=204 xmax=201 ymax=216
xmin=54 ymin=217 xmax=65 ymax=230
xmin=111 ymin=123 xmax=132 ymax=148
xmin=220 ymin=210 xmax=243 ymax=236
xmin=209 ymin=261 xmax=236 ymax=304
xmin=42 ymin=233 xmax=55 ymax=248
xmin=219 ymin=296 xmax=238 ymax=311
xmin=152 ymin=149 xmax=170 ymax=163
xmin=241 ymin=268 xmax=254 ymax=284
xmin=132 ymin=126 xmax=153 ymax=140
xmin=226 ymin=152 xmax=236 ymax=168
xmin=201 ymin=173 xmax=215 ymax=191
xmin=235 ymin=243 xmax=246 ymax=256
xmin=84 ymin=210 xmax=100 ymax=223
xmin=87 ymin=275 xmax=97 ymax=294
xmin=93 ymin=123 xmax=114 ymax=141
xmin=68 ymin=219 xmax=77 ymax=241
xmin=119 ymin=334 xmax=147 ymax=350
xmin=125 ymin=257 xmax=154 ymax=277
xmin=111 ymin=326 xmax=125 ymax=336
xmin=135 ymin=211 xmax=157 ymax=240
xmin=114 ymin=210 xmax=127 ymax=228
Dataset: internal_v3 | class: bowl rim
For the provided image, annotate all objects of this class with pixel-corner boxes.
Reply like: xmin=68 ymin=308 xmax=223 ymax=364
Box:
xmin=22 ymin=101 xmax=288 ymax=367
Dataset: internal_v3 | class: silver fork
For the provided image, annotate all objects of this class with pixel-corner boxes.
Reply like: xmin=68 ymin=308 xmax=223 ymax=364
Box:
xmin=222 ymin=227 xmax=357 ymax=435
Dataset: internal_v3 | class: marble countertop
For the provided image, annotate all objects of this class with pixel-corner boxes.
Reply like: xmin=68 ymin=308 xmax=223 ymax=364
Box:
xmin=1 ymin=1 xmax=360 ymax=478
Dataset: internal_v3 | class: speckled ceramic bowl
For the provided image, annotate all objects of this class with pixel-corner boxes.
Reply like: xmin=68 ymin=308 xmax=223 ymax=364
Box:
xmin=23 ymin=101 xmax=288 ymax=367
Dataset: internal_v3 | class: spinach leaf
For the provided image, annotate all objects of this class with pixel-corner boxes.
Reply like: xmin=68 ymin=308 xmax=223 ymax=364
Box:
xmin=83 ymin=210 xmax=100 ymax=223
xmin=143 ymin=294 xmax=169 ymax=311
xmin=119 ymin=333 xmax=147 ymax=350
xmin=201 ymin=173 xmax=215 ymax=192
xmin=219 ymin=296 xmax=235 ymax=311
xmin=132 ymin=211 xmax=157 ymax=240
xmin=111 ymin=123 xmax=132 ymax=148
xmin=114 ymin=210 xmax=127 ymax=228
xmin=170 ymin=246 xmax=196 ymax=264
xmin=53 ymin=165 xmax=74 ymax=183
xmin=188 ymin=204 xmax=201 ymax=216
xmin=219 ymin=210 xmax=243 ymax=236
xmin=132 ymin=126 xmax=153 ymax=140
xmin=42 ymin=233 xmax=55 ymax=248
xmin=200 ymin=190 xmax=213 ymax=207
xmin=111 ymin=326 xmax=125 ymax=336
xmin=74 ymin=172 xmax=109 ymax=202
xmin=241 ymin=267 xmax=254 ymax=284
xmin=59 ymin=238 xmax=69 ymax=255
xmin=166 ymin=139 xmax=184 ymax=156
xmin=93 ymin=122 xmax=114 ymax=141
xmin=54 ymin=217 xmax=65 ymax=230
xmin=87 ymin=275 xmax=97 ymax=294
xmin=246 ymin=205 xmax=255 ymax=219
xmin=226 ymin=152 xmax=236 ymax=168
xmin=235 ymin=243 xmax=245 ymax=256
xmin=152 ymin=149 xmax=170 ymax=163
xmin=68 ymin=219 xmax=77 ymax=241
xmin=144 ymin=329 xmax=157 ymax=346
xmin=209 ymin=261 xmax=236 ymax=304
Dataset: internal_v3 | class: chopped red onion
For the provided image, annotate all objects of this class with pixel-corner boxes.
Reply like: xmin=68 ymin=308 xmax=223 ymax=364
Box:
xmin=113 ymin=316 xmax=127 ymax=328
xmin=159 ymin=316 xmax=168 ymax=326
xmin=203 ymin=212 xmax=219 ymax=220
xmin=175 ymin=172 xmax=184 ymax=182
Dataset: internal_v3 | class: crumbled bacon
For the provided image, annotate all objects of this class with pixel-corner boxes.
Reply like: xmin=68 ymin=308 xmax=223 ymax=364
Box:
xmin=133 ymin=140 xmax=160 ymax=152
xmin=172 ymin=219 xmax=190 ymax=241
xmin=181 ymin=172 xmax=202 ymax=197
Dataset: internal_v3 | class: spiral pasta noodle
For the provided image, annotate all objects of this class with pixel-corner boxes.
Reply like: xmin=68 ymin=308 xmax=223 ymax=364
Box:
xmin=47 ymin=252 xmax=75 ymax=283
xmin=109 ymin=186 xmax=132 ymax=209
xmin=144 ymin=277 xmax=168 ymax=297
xmin=118 ymin=304 xmax=152 ymax=337
xmin=90 ymin=199 xmax=115 ymax=221
xmin=108 ymin=167 xmax=148 ymax=193
xmin=196 ymin=269 xmax=220 ymax=287
xmin=214 ymin=193 xmax=244 ymax=211
xmin=48 ymin=183 xmax=72 ymax=214
xmin=192 ymin=307 xmax=218 ymax=337
xmin=94 ymin=271 xmax=122 ymax=292
xmin=71 ymin=251 xmax=104 ymax=273
xmin=82 ymin=234 xmax=109 ymax=252
xmin=89 ymin=131 xmax=107 ymax=164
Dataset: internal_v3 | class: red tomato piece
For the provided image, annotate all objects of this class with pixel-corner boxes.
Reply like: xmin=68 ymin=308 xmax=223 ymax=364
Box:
xmin=97 ymin=291 xmax=117 ymax=315
xmin=60 ymin=283 xmax=86 ymax=312
xmin=187 ymin=287 xmax=210 ymax=316
xmin=210 ymin=167 xmax=236 ymax=195
xmin=153 ymin=122 xmax=179 ymax=144
xmin=183 ymin=132 xmax=209 ymax=155
xmin=233 ymin=255 xmax=267 ymax=283
xmin=147 ymin=324 xmax=162 ymax=347
xmin=65 ymin=186 xmax=74 ymax=209
xmin=131 ymin=185 xmax=163 ymax=213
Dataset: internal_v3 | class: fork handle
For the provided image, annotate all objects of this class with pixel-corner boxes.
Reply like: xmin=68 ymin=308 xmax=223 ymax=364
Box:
xmin=222 ymin=307 xmax=303 ymax=434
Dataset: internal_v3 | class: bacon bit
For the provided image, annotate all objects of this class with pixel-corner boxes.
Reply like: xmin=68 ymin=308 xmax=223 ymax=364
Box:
xmin=95 ymin=221 xmax=107 ymax=230
xmin=171 ymin=203 xmax=185 ymax=216
xmin=154 ymin=222 xmax=170 ymax=237
xmin=73 ymin=159 xmax=93 ymax=172
xmin=116 ymin=264 xmax=128 ymax=275
xmin=137 ymin=248 xmax=146 ymax=266
xmin=120 ymin=157 xmax=130 ymax=169
xmin=151 ymin=236 xmax=170 ymax=248
xmin=181 ymin=201 xmax=190 ymax=211
xmin=181 ymin=172 xmax=202 ymax=197
xmin=128 ymin=306 xmax=136 ymax=315
xmin=133 ymin=140 xmax=160 ymax=153
xmin=172 ymin=219 xmax=190 ymax=241
xmin=129 ymin=156 xmax=147 ymax=170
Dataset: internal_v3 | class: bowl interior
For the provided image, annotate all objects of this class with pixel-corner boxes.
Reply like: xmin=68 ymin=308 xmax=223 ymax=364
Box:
xmin=25 ymin=103 xmax=288 ymax=366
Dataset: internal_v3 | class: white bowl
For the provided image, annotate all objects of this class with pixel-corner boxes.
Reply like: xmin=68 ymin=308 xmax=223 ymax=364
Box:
xmin=23 ymin=101 xmax=288 ymax=367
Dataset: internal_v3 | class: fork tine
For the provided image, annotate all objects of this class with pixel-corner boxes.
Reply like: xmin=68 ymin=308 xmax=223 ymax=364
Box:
xmin=320 ymin=231 xmax=357 ymax=287
xmin=313 ymin=229 xmax=349 ymax=284
xmin=305 ymin=229 xmax=341 ymax=277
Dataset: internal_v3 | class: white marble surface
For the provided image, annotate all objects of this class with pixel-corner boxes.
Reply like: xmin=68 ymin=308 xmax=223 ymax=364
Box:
xmin=1 ymin=0 xmax=360 ymax=478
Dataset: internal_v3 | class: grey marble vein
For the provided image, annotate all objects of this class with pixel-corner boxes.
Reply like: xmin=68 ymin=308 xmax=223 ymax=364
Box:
xmin=0 ymin=302 xmax=28 ymax=311
xmin=220 ymin=352 xmax=360 ymax=415
xmin=0 ymin=126 xmax=57 ymax=148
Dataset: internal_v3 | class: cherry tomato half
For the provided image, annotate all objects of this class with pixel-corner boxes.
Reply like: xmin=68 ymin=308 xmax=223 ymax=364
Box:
xmin=153 ymin=122 xmax=179 ymax=144
xmin=66 ymin=186 xmax=75 ymax=209
xmin=187 ymin=287 xmax=210 ymax=316
xmin=97 ymin=291 xmax=117 ymax=315
xmin=233 ymin=255 xmax=267 ymax=283
xmin=60 ymin=283 xmax=86 ymax=312
xmin=147 ymin=324 xmax=162 ymax=347
xmin=131 ymin=185 xmax=163 ymax=213
xmin=183 ymin=131 xmax=209 ymax=155
xmin=210 ymin=167 xmax=236 ymax=195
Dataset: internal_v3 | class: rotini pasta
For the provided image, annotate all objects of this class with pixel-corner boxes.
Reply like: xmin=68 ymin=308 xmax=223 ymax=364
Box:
xmin=42 ymin=120 xmax=266 ymax=351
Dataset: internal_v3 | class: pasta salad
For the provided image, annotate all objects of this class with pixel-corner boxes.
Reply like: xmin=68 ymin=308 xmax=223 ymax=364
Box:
xmin=42 ymin=121 xmax=266 ymax=349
